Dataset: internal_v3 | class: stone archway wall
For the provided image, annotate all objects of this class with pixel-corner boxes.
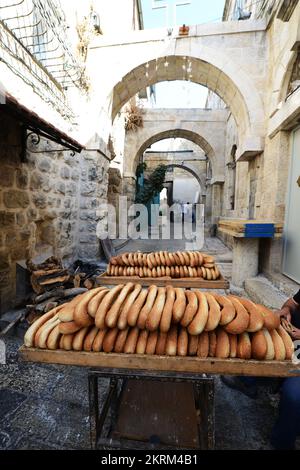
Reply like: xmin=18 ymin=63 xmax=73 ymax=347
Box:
xmin=123 ymin=108 xmax=228 ymax=183
xmin=88 ymin=20 xmax=267 ymax=159
xmin=112 ymin=56 xmax=252 ymax=138
xmin=165 ymin=163 xmax=204 ymax=195
xmin=122 ymin=110 xmax=225 ymax=225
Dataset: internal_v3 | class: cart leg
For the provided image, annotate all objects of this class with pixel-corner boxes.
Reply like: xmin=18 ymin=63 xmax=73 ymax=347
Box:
xmin=98 ymin=378 xmax=118 ymax=436
xmin=206 ymin=378 xmax=215 ymax=450
xmin=88 ymin=373 xmax=99 ymax=450
xmin=194 ymin=383 xmax=203 ymax=449
xmin=196 ymin=377 xmax=215 ymax=450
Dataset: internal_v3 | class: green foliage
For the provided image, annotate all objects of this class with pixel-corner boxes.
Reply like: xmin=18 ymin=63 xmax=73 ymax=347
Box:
xmin=136 ymin=162 xmax=147 ymax=178
xmin=135 ymin=164 xmax=168 ymax=205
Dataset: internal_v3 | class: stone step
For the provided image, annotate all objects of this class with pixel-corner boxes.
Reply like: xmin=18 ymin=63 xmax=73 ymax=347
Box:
xmin=218 ymin=263 xmax=232 ymax=280
xmin=244 ymin=276 xmax=288 ymax=310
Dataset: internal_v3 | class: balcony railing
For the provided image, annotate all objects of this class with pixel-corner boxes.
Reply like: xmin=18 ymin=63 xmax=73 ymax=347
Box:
xmin=0 ymin=0 xmax=86 ymax=90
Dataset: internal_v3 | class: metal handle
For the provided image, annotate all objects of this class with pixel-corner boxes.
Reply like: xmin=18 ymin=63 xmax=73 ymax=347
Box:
xmin=297 ymin=176 xmax=300 ymax=187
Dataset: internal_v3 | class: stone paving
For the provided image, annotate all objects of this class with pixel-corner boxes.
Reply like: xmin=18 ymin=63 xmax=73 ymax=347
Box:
xmin=0 ymin=335 xmax=284 ymax=450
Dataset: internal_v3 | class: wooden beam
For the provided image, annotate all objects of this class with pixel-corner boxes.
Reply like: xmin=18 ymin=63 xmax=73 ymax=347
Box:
xmin=19 ymin=346 xmax=300 ymax=377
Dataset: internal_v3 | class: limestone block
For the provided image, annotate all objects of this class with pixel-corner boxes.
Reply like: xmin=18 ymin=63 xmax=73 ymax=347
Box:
xmin=15 ymin=168 xmax=29 ymax=189
xmin=37 ymin=158 xmax=52 ymax=173
xmin=27 ymin=208 xmax=38 ymax=222
xmin=231 ymin=238 xmax=259 ymax=288
xmin=65 ymin=182 xmax=77 ymax=196
xmin=119 ymin=87 xmax=130 ymax=103
xmin=0 ymin=211 xmax=15 ymax=227
xmin=81 ymin=182 xmax=97 ymax=196
xmin=175 ymin=37 xmax=191 ymax=56
xmin=47 ymin=197 xmax=57 ymax=208
xmin=5 ymin=230 xmax=17 ymax=246
xmin=56 ymin=236 xmax=71 ymax=249
xmin=19 ymin=228 xmax=31 ymax=242
xmin=63 ymin=198 xmax=72 ymax=209
xmin=16 ymin=212 xmax=26 ymax=227
xmin=60 ymin=166 xmax=71 ymax=179
xmin=88 ymin=167 xmax=97 ymax=181
xmin=0 ymin=166 xmax=14 ymax=187
xmin=64 ymin=154 xmax=76 ymax=166
xmin=32 ymin=193 xmax=47 ymax=209
xmin=80 ymin=210 xmax=97 ymax=221
xmin=10 ymin=245 xmax=29 ymax=261
xmin=3 ymin=190 xmax=30 ymax=209
xmin=71 ymin=170 xmax=80 ymax=181
xmin=29 ymin=171 xmax=45 ymax=190
xmin=236 ymin=136 xmax=264 ymax=162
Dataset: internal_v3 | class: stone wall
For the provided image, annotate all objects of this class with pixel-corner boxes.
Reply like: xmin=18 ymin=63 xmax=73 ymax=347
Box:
xmin=0 ymin=113 xmax=109 ymax=314
xmin=77 ymin=148 xmax=110 ymax=260
xmin=107 ymin=167 xmax=123 ymax=235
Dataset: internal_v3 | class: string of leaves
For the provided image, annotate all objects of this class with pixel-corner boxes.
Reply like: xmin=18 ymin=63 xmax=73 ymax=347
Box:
xmin=135 ymin=164 xmax=168 ymax=205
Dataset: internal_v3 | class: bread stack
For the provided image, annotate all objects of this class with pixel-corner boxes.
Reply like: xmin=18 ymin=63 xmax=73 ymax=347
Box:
xmin=106 ymin=251 xmax=220 ymax=280
xmin=24 ymin=283 xmax=294 ymax=361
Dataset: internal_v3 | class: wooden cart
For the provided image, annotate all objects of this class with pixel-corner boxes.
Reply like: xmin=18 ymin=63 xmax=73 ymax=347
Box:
xmin=96 ymin=272 xmax=230 ymax=290
xmin=19 ymin=347 xmax=300 ymax=450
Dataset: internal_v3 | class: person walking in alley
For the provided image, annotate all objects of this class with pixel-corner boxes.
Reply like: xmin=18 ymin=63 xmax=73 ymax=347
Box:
xmin=222 ymin=290 xmax=300 ymax=450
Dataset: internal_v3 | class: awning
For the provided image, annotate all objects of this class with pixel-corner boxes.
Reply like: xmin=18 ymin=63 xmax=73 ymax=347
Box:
xmin=1 ymin=94 xmax=84 ymax=154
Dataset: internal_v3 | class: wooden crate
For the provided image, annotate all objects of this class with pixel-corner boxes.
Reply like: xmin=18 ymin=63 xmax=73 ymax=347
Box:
xmin=96 ymin=272 xmax=229 ymax=289
xmin=19 ymin=346 xmax=300 ymax=377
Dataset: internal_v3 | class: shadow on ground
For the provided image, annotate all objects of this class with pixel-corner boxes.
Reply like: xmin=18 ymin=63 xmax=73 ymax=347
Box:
xmin=0 ymin=336 xmax=282 ymax=450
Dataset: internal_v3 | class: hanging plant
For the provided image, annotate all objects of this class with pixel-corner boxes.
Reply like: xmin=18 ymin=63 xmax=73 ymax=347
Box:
xmin=135 ymin=164 xmax=168 ymax=205
xmin=136 ymin=162 xmax=147 ymax=178
xmin=124 ymin=102 xmax=144 ymax=132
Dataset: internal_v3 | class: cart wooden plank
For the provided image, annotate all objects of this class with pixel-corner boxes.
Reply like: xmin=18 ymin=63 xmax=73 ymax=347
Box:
xmin=19 ymin=346 xmax=300 ymax=377
xmin=113 ymin=381 xmax=199 ymax=448
xmin=96 ymin=273 xmax=229 ymax=289
xmin=218 ymin=227 xmax=282 ymax=239
xmin=218 ymin=219 xmax=283 ymax=230
xmin=218 ymin=219 xmax=283 ymax=239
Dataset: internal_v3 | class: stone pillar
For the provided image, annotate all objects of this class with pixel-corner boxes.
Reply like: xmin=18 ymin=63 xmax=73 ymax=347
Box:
xmin=211 ymin=183 xmax=223 ymax=223
xmin=231 ymin=238 xmax=259 ymax=287
xmin=208 ymin=181 xmax=223 ymax=236
xmin=107 ymin=168 xmax=122 ymax=236
xmin=122 ymin=175 xmax=136 ymax=206
xmin=78 ymin=146 xmax=110 ymax=260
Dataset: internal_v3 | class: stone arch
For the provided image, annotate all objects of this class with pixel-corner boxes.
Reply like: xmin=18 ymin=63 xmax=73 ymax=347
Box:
xmin=111 ymin=48 xmax=265 ymax=143
xmin=272 ymin=49 xmax=298 ymax=108
xmin=129 ymin=128 xmax=216 ymax=181
xmin=165 ymin=163 xmax=204 ymax=195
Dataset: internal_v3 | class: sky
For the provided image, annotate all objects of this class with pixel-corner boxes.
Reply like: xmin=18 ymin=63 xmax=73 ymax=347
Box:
xmin=141 ymin=0 xmax=226 ymax=29
xmin=140 ymin=0 xmax=226 ymax=108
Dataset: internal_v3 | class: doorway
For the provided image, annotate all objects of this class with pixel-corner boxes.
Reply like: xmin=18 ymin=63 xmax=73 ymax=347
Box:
xmin=283 ymin=127 xmax=300 ymax=283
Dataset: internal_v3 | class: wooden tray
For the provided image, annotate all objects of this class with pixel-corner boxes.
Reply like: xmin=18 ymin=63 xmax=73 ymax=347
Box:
xmin=19 ymin=346 xmax=300 ymax=377
xmin=96 ymin=273 xmax=229 ymax=289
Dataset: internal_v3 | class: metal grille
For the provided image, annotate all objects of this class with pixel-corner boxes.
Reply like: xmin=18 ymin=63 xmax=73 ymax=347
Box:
xmin=0 ymin=0 xmax=85 ymax=89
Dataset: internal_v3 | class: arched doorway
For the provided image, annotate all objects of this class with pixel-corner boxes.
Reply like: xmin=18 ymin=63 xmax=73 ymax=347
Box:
xmin=109 ymin=53 xmax=265 ymax=153
xmin=132 ymin=133 xmax=215 ymax=232
xmin=129 ymin=128 xmax=217 ymax=178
